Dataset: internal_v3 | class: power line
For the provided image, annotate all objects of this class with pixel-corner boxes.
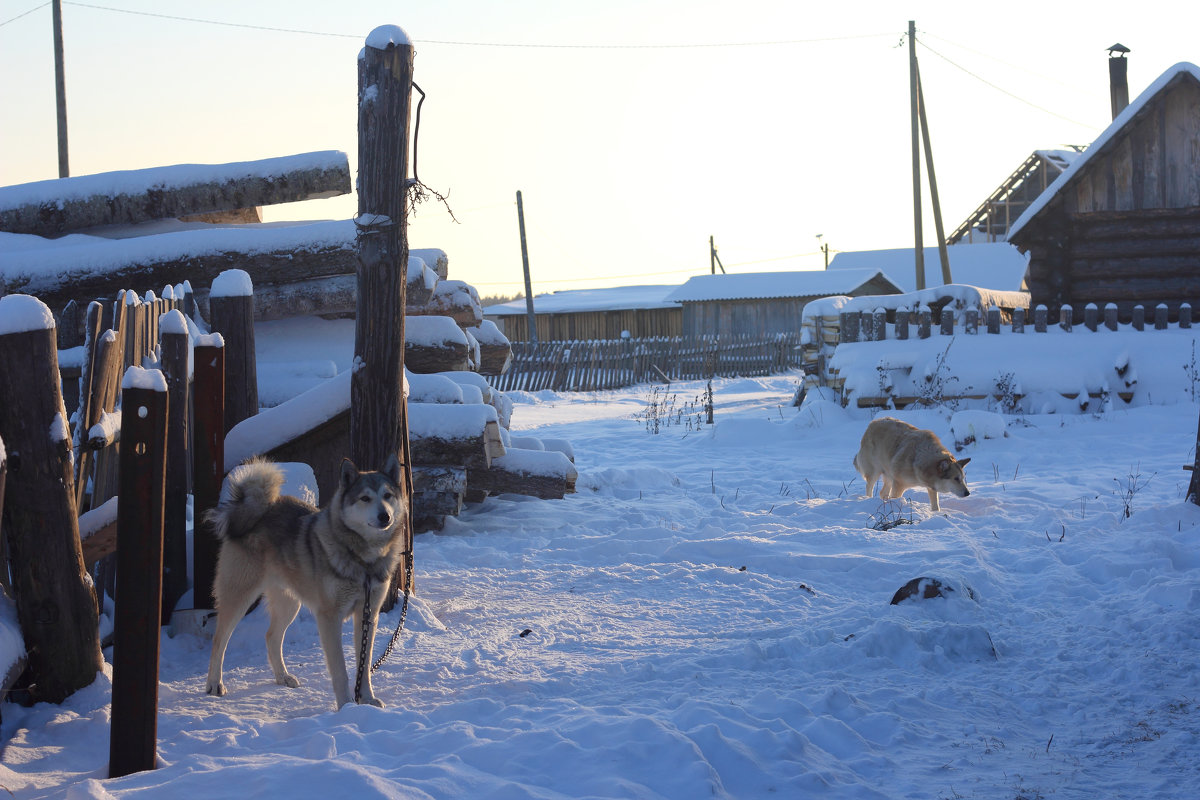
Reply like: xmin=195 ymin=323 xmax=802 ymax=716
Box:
xmin=916 ymin=39 xmax=1099 ymax=131
xmin=59 ymin=2 xmax=897 ymax=49
xmin=919 ymin=29 xmax=1104 ymax=98
xmin=0 ymin=1 xmax=48 ymax=27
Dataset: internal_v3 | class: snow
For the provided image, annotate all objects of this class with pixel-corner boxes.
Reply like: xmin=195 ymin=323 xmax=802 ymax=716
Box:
xmin=1008 ymin=62 xmax=1200 ymax=239
xmin=666 ymin=269 xmax=901 ymax=303
xmin=0 ymin=151 xmax=348 ymax=212
xmin=826 ymin=243 xmax=1030 ymax=293
xmin=485 ymin=284 xmax=680 ymax=315
xmin=366 ymin=24 xmax=411 ymax=50
xmin=4 ymin=315 xmax=1200 ymax=798
xmin=120 ymin=365 xmax=167 ymax=393
xmin=405 ymin=315 xmax=469 ymax=347
xmin=210 ymin=268 xmax=253 ymax=298
xmin=158 ymin=309 xmax=190 ymax=336
xmin=0 ymin=294 xmax=54 ymax=334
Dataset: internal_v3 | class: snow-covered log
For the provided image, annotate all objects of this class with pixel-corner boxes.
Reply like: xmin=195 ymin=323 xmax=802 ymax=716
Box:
xmin=405 ymin=316 xmax=472 ymax=373
xmin=0 ymin=150 xmax=351 ymax=237
xmin=408 ymin=280 xmax=483 ymax=327
xmin=409 ymin=402 xmax=505 ymax=469
xmin=466 ymin=448 xmax=578 ymax=500
xmin=466 ymin=320 xmax=513 ymax=376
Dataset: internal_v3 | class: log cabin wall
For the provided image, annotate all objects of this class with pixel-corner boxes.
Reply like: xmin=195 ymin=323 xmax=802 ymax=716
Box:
xmin=680 ymin=298 xmax=804 ymax=338
xmin=1018 ymin=72 xmax=1200 ymax=320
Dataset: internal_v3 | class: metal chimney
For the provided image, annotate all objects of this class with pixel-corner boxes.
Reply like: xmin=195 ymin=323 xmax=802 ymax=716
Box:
xmin=1108 ymin=43 xmax=1130 ymax=120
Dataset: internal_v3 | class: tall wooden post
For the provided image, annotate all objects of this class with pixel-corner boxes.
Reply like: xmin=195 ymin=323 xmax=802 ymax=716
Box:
xmin=159 ymin=311 xmax=190 ymax=622
xmin=0 ymin=295 xmax=102 ymax=703
xmin=191 ymin=338 xmax=225 ymax=610
xmin=208 ymin=270 xmax=257 ymax=435
xmin=109 ymin=370 xmax=168 ymax=778
xmin=517 ymin=191 xmax=537 ymax=345
xmin=354 ymin=25 xmax=414 ymax=602
xmin=916 ymin=61 xmax=952 ymax=285
xmin=52 ymin=0 xmax=69 ymax=178
xmin=908 ymin=20 xmax=925 ymax=290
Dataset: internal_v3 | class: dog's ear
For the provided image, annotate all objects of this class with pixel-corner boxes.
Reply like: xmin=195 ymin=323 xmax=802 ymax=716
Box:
xmin=382 ymin=452 xmax=402 ymax=484
xmin=937 ymin=458 xmax=951 ymax=477
xmin=340 ymin=458 xmax=358 ymax=490
xmin=957 ymin=457 xmax=971 ymax=469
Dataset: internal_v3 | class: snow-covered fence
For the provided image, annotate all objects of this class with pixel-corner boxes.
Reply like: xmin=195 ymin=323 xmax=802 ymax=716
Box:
xmin=804 ymin=298 xmax=1200 ymax=411
xmin=495 ymin=334 xmax=801 ymax=393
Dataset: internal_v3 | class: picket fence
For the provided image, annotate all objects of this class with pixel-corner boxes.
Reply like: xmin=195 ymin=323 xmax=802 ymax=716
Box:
xmin=492 ymin=334 xmax=801 ymax=393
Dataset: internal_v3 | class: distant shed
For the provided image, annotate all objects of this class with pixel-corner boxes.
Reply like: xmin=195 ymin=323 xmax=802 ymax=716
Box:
xmin=1008 ymin=62 xmax=1200 ymax=319
xmin=665 ymin=268 xmax=902 ymax=338
xmin=483 ymin=284 xmax=680 ymax=342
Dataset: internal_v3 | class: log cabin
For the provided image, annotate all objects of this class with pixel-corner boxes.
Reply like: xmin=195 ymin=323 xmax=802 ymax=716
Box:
xmin=1008 ymin=60 xmax=1200 ymax=321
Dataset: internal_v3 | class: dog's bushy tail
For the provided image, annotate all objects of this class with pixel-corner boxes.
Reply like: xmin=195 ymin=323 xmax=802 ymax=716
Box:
xmin=205 ymin=458 xmax=283 ymax=541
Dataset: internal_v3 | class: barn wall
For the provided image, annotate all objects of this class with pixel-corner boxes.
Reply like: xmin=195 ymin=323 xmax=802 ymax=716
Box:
xmin=487 ymin=308 xmax=682 ymax=342
xmin=680 ymin=298 xmax=805 ymax=338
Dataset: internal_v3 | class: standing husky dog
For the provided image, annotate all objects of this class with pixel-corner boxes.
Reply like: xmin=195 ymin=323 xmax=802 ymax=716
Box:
xmin=853 ymin=417 xmax=970 ymax=511
xmin=204 ymin=455 xmax=405 ymax=709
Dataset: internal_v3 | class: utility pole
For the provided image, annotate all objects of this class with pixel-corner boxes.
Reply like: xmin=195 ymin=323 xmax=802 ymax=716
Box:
xmin=817 ymin=234 xmax=829 ymax=269
xmin=709 ymin=236 xmax=725 ymax=274
xmin=908 ymin=20 xmax=924 ymax=290
xmin=52 ymin=0 xmax=69 ymax=178
xmin=516 ymin=191 xmax=537 ymax=345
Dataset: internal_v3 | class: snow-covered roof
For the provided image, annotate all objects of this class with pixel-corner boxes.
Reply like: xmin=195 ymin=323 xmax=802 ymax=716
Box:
xmin=664 ymin=268 xmax=900 ymax=303
xmin=1008 ymin=62 xmax=1200 ymax=239
xmin=826 ymin=243 xmax=1029 ymax=293
xmin=484 ymin=284 xmax=680 ymax=316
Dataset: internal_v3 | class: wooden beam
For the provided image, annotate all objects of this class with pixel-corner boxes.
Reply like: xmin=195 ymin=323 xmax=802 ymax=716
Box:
xmin=0 ymin=151 xmax=351 ymax=237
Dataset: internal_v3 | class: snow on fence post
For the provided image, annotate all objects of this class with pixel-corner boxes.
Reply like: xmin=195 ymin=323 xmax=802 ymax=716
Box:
xmin=190 ymin=336 xmax=225 ymax=611
xmin=109 ymin=367 xmax=168 ymax=779
xmin=1034 ymin=304 xmax=1047 ymax=333
xmin=1059 ymin=304 xmax=1073 ymax=332
xmin=917 ymin=306 xmax=931 ymax=339
xmin=159 ymin=311 xmax=190 ymax=624
xmin=1155 ymin=303 xmax=1168 ymax=330
xmin=1132 ymin=304 xmax=1145 ymax=331
xmin=1084 ymin=303 xmax=1098 ymax=332
xmin=1104 ymin=303 xmax=1118 ymax=331
xmin=208 ymin=270 xmax=257 ymax=436
xmin=355 ymin=24 xmax=417 ymax=607
xmin=1181 ymin=303 xmax=1192 ymax=329
xmin=939 ymin=307 xmax=954 ymax=336
xmin=0 ymin=294 xmax=104 ymax=704
xmin=1012 ymin=306 xmax=1025 ymax=333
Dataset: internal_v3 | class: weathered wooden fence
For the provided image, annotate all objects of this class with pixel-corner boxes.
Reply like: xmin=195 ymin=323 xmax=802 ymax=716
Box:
xmin=493 ymin=333 xmax=800 ymax=393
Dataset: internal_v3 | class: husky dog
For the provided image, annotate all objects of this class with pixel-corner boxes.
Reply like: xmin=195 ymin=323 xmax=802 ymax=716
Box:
xmin=204 ymin=455 xmax=406 ymax=709
xmin=853 ymin=417 xmax=970 ymax=511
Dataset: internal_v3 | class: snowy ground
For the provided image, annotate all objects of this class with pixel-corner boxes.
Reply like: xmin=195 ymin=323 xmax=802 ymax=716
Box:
xmin=3 ymin=367 xmax=1200 ymax=798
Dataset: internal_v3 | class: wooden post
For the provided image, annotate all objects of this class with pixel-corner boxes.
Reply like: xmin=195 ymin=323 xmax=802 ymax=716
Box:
xmin=1060 ymin=304 xmax=1073 ymax=332
xmin=872 ymin=309 xmax=887 ymax=341
xmin=191 ymin=340 xmax=225 ymax=610
xmin=964 ymin=307 xmax=978 ymax=334
xmin=109 ymin=370 xmax=168 ymax=779
xmin=518 ymin=191 xmax=538 ymax=346
xmin=0 ymin=295 xmax=102 ymax=704
xmin=208 ymin=270 xmax=257 ymax=435
xmin=355 ymin=25 xmax=415 ymax=605
xmin=908 ymin=20 xmax=925 ymax=290
xmin=839 ymin=312 xmax=859 ymax=343
xmin=1034 ymin=305 xmax=1048 ymax=333
xmin=940 ymin=307 xmax=954 ymax=336
xmin=1181 ymin=303 xmax=1192 ymax=329
xmin=1155 ymin=303 xmax=1168 ymax=330
xmin=1104 ymin=303 xmax=1118 ymax=331
xmin=859 ymin=311 xmax=874 ymax=341
xmin=987 ymin=306 xmax=1000 ymax=334
xmin=1084 ymin=303 xmax=1098 ymax=332
xmin=917 ymin=307 xmax=931 ymax=339
xmin=52 ymin=0 xmax=69 ymax=178
xmin=916 ymin=59 xmax=952 ymax=284
xmin=1012 ymin=306 xmax=1025 ymax=334
xmin=0 ymin=436 xmax=7 ymax=594
xmin=159 ymin=311 xmax=190 ymax=623
xmin=895 ymin=309 xmax=909 ymax=340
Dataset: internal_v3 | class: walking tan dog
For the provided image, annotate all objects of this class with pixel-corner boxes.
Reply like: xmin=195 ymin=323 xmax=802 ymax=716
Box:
xmin=853 ymin=417 xmax=970 ymax=511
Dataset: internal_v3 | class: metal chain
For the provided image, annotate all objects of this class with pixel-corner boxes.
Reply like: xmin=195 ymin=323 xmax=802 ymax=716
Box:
xmin=353 ymin=549 xmax=414 ymax=704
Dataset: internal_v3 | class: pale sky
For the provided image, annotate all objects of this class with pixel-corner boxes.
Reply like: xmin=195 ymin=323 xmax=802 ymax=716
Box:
xmin=3 ymin=0 xmax=1200 ymax=295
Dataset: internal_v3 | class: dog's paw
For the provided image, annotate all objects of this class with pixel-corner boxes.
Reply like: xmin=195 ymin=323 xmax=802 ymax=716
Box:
xmin=358 ymin=695 xmax=384 ymax=708
xmin=206 ymin=680 xmax=227 ymax=697
xmin=276 ymin=673 xmax=301 ymax=688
